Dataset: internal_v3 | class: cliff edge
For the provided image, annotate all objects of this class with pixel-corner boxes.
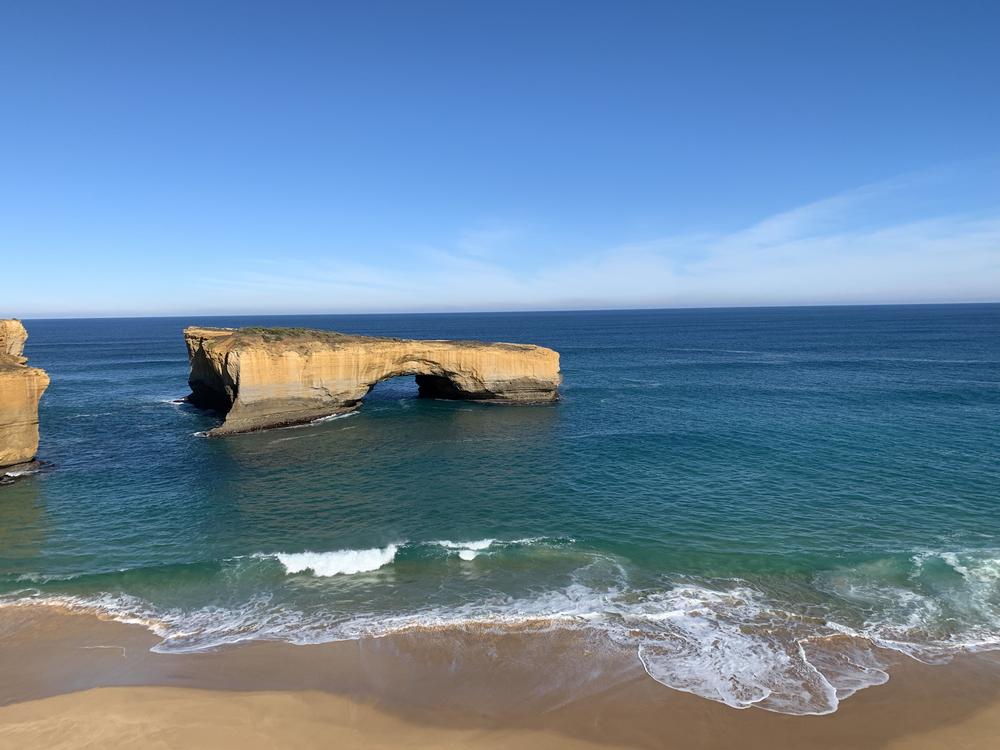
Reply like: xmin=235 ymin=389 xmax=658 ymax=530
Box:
xmin=0 ymin=320 xmax=49 ymax=467
xmin=184 ymin=326 xmax=561 ymax=435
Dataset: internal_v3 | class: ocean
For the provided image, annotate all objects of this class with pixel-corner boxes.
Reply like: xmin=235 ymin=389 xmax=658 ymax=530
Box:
xmin=1 ymin=305 xmax=998 ymax=715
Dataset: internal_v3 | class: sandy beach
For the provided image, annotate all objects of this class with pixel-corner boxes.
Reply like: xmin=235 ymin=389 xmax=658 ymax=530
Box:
xmin=1 ymin=605 xmax=999 ymax=749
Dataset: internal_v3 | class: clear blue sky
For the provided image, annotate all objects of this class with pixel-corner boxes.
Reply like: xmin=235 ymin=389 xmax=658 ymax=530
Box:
xmin=2 ymin=1 xmax=998 ymax=316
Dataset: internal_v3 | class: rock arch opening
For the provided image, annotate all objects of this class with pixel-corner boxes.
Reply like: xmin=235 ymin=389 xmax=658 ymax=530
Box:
xmin=363 ymin=374 xmax=419 ymax=402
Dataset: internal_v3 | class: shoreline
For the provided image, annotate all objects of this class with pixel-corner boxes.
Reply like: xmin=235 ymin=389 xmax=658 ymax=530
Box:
xmin=2 ymin=606 xmax=1000 ymax=748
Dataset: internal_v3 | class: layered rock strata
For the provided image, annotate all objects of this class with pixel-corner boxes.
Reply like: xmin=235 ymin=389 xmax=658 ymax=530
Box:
xmin=0 ymin=320 xmax=49 ymax=467
xmin=184 ymin=326 xmax=561 ymax=436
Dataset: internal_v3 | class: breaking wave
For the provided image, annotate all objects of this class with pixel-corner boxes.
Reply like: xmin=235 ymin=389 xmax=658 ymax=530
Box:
xmin=269 ymin=545 xmax=399 ymax=576
xmin=431 ymin=538 xmax=549 ymax=560
xmin=258 ymin=537 xmax=566 ymax=573
xmin=436 ymin=538 xmax=495 ymax=560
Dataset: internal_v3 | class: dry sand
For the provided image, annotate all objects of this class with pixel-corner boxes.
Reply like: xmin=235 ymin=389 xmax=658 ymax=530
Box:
xmin=3 ymin=684 xmax=1000 ymax=750
xmin=1 ymin=605 xmax=999 ymax=749
xmin=0 ymin=686 xmax=637 ymax=750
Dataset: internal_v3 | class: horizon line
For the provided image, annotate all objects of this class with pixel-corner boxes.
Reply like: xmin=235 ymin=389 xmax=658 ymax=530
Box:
xmin=12 ymin=299 xmax=1000 ymax=322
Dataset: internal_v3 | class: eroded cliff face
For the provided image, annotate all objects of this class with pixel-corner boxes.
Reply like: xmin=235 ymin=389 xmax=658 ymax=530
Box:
xmin=184 ymin=326 xmax=561 ymax=435
xmin=0 ymin=320 xmax=49 ymax=467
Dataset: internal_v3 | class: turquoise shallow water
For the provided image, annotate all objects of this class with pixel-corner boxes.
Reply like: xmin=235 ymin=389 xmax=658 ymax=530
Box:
xmin=2 ymin=305 xmax=998 ymax=714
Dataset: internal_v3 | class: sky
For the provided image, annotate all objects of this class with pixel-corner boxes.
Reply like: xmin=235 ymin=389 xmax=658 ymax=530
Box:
xmin=1 ymin=1 xmax=998 ymax=317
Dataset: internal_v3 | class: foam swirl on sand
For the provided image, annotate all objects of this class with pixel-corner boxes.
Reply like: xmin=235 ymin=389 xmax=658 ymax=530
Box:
xmin=272 ymin=546 xmax=399 ymax=577
xmin=626 ymin=586 xmax=889 ymax=714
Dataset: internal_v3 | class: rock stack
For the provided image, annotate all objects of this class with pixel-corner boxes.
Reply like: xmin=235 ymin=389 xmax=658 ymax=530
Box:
xmin=0 ymin=320 xmax=49 ymax=468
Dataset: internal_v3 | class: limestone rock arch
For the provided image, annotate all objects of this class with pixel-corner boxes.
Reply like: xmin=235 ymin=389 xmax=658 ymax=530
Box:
xmin=184 ymin=326 xmax=561 ymax=435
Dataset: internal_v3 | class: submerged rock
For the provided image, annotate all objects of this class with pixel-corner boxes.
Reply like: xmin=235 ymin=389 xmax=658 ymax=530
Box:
xmin=0 ymin=320 xmax=49 ymax=468
xmin=0 ymin=459 xmax=50 ymax=486
xmin=183 ymin=326 xmax=561 ymax=436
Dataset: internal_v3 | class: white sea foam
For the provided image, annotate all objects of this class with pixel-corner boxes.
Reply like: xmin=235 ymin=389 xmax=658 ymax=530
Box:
xmin=506 ymin=536 xmax=563 ymax=546
xmin=14 ymin=571 xmax=81 ymax=584
xmin=435 ymin=538 xmax=495 ymax=560
xmin=937 ymin=551 xmax=1000 ymax=583
xmin=625 ymin=586 xmax=882 ymax=715
xmin=3 ymin=469 xmax=38 ymax=478
xmin=310 ymin=411 xmax=359 ymax=425
xmin=272 ymin=545 xmax=399 ymax=577
xmin=0 ymin=579 xmax=890 ymax=714
xmin=431 ymin=537 xmax=562 ymax=560
xmin=259 ymin=411 xmax=360 ymax=434
xmin=436 ymin=539 xmax=496 ymax=550
xmin=4 ymin=547 xmax=999 ymax=716
xmin=815 ymin=549 xmax=1000 ymax=661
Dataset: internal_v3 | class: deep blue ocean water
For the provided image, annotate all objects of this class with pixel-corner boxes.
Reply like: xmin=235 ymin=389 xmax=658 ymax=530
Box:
xmin=2 ymin=305 xmax=998 ymax=714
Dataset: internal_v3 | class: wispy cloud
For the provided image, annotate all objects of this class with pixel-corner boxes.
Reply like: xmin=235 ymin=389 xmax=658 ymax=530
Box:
xmin=194 ymin=170 xmax=1000 ymax=313
xmin=7 ymin=167 xmax=995 ymax=317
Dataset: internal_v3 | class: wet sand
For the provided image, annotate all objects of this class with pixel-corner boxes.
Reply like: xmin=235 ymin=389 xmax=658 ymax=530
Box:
xmin=1 ymin=605 xmax=999 ymax=749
